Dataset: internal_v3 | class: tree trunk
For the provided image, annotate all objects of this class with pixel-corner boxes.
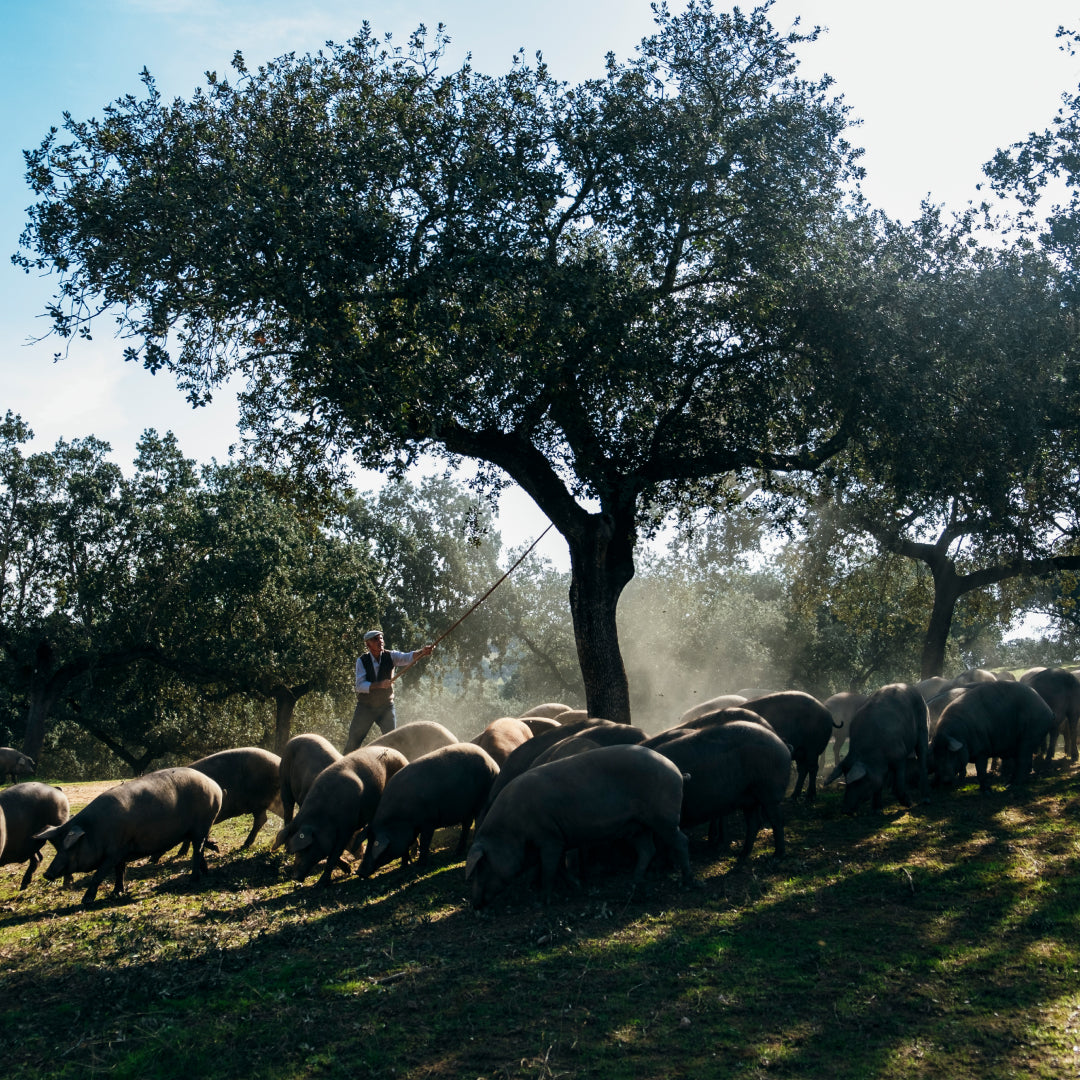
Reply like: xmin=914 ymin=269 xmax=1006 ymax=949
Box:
xmin=23 ymin=682 xmax=64 ymax=764
xmin=273 ymin=689 xmax=298 ymax=756
xmin=566 ymin=511 xmax=636 ymax=723
xmin=920 ymin=564 xmax=961 ymax=680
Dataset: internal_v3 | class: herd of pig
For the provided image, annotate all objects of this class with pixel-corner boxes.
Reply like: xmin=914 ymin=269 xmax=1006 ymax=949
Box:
xmin=0 ymin=663 xmax=1076 ymax=910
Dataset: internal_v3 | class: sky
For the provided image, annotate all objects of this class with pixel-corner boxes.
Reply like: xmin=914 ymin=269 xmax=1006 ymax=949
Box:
xmin=3 ymin=0 xmax=1079 ymax=568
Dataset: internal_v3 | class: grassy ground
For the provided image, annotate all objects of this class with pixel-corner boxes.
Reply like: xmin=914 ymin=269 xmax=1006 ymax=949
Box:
xmin=2 ymin=769 xmax=1079 ymax=1080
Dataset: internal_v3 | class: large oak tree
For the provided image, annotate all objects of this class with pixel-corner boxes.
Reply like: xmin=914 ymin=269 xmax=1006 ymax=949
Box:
xmin=18 ymin=3 xmax=886 ymax=721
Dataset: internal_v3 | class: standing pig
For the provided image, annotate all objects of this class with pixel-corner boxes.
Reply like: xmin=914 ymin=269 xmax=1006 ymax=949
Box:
xmin=272 ymin=746 xmax=408 ymax=886
xmin=35 ymin=767 xmax=222 ymax=906
xmin=650 ymin=720 xmax=791 ymax=859
xmin=1019 ymin=667 xmax=1080 ymax=761
xmin=187 ymin=747 xmax=282 ymax=848
xmin=471 ymin=718 xmax=533 ymax=767
xmin=0 ymin=747 xmax=35 ymax=784
xmin=827 ymin=684 xmax=930 ymax=814
xmin=156 ymin=746 xmax=285 ymax=862
xmin=279 ymin=734 xmax=341 ymax=825
xmin=741 ymin=691 xmax=834 ymax=803
xmin=466 ymin=743 xmax=692 ymax=907
xmin=0 ymin=782 xmax=70 ymax=890
xmin=932 ymin=680 xmax=1056 ymax=791
xmin=358 ymin=743 xmax=500 ymax=877
xmin=369 ymin=720 xmax=458 ymax=761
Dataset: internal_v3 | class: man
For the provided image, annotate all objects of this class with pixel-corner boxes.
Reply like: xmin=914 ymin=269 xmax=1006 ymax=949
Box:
xmin=344 ymin=630 xmax=434 ymax=752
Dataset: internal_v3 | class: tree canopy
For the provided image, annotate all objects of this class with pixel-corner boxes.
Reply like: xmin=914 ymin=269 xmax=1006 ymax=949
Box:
xmin=16 ymin=1 xmax=885 ymax=721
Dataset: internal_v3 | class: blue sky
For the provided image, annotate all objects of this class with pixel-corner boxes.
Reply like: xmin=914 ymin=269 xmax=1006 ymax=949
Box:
xmin=3 ymin=1 xmax=1079 ymax=560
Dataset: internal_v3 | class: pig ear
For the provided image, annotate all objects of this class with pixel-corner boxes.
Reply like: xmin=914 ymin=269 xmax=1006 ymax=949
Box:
xmin=846 ymin=762 xmax=867 ymax=784
xmin=291 ymin=829 xmax=314 ymax=851
xmin=271 ymin=826 xmax=288 ymax=852
xmin=946 ymin=737 xmax=963 ymax=752
xmin=62 ymin=825 xmax=86 ymax=850
xmin=465 ymin=843 xmax=486 ymax=880
xmin=368 ymin=838 xmax=388 ymax=861
xmin=33 ymin=823 xmax=65 ymax=842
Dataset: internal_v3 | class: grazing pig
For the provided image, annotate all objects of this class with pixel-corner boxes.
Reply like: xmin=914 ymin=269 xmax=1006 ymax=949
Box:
xmin=1019 ymin=667 xmax=1080 ymax=761
xmin=272 ymin=746 xmax=408 ymax=886
xmin=827 ymin=684 xmax=930 ymax=814
xmin=358 ymin=743 xmax=500 ymax=877
xmin=466 ymin=744 xmax=692 ymax=907
xmin=741 ymin=691 xmax=834 ymax=803
xmin=823 ymin=692 xmax=868 ymax=767
xmin=0 ymin=747 xmax=35 ymax=784
xmin=651 ymin=720 xmax=791 ymax=859
xmin=35 ymin=767 xmax=222 ymax=906
xmin=471 ymin=718 xmax=533 ymax=767
xmin=370 ymin=721 xmax=457 ymax=761
xmin=677 ymin=694 xmax=749 ymax=726
xmin=0 ymin=782 xmax=70 ymax=890
xmin=279 ymin=734 xmax=341 ymax=825
xmin=161 ymin=747 xmax=282 ymax=857
xmin=932 ymin=681 xmax=1056 ymax=791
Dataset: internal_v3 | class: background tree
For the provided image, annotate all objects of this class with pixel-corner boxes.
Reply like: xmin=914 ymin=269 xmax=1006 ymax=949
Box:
xmin=777 ymin=206 xmax=1080 ymax=678
xmin=17 ymin=2 xmax=882 ymax=723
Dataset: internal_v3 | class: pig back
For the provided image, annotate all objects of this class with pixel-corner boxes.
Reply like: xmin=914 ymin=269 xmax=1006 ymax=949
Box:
xmin=188 ymin=747 xmax=281 ymax=821
xmin=487 ymin=743 xmax=685 ymax=846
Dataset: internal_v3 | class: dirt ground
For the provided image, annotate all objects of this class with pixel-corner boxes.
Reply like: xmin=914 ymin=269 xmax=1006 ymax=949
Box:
xmin=46 ymin=779 xmax=123 ymax=808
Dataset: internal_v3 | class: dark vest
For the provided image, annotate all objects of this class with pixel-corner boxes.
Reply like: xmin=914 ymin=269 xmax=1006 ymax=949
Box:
xmin=360 ymin=651 xmax=395 ymax=684
xmin=360 ymin=651 xmax=395 ymax=705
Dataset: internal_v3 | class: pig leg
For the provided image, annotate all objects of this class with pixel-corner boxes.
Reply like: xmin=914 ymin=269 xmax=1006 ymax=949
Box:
xmin=418 ymin=827 xmax=435 ymax=865
xmin=242 ymin=810 xmax=268 ymax=848
xmin=974 ymin=756 xmax=992 ymax=792
xmin=760 ymin=799 xmax=785 ymax=858
xmin=735 ymin=808 xmax=762 ymax=863
xmin=629 ymin=831 xmax=656 ymax=882
xmin=19 ymin=849 xmax=44 ymax=890
xmin=892 ymin=764 xmax=913 ymax=808
xmin=454 ymin=820 xmax=472 ymax=856
xmin=790 ymin=758 xmax=808 ymax=802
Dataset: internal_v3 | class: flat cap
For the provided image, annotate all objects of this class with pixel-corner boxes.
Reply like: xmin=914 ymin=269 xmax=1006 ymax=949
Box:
xmin=363 ymin=630 xmax=383 ymax=642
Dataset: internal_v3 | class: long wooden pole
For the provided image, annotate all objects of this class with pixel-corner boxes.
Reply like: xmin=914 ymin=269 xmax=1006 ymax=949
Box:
xmin=390 ymin=523 xmax=555 ymax=682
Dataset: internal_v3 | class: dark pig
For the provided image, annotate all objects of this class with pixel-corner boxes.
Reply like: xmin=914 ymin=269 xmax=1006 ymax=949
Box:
xmin=466 ymin=744 xmax=692 ymax=907
xmin=651 ymin=720 xmax=791 ymax=859
xmin=358 ymin=743 xmax=500 ymax=877
xmin=0 ymin=747 xmax=35 ymax=784
xmin=932 ymin=680 xmax=1056 ymax=791
xmin=827 ymin=684 xmax=930 ymax=814
xmin=1019 ymin=667 xmax=1080 ymax=761
xmin=741 ymin=691 xmax=835 ymax=802
xmin=279 ymin=734 xmax=341 ymax=825
xmin=35 ymin=767 xmax=222 ymax=906
xmin=0 ymin=782 xmax=70 ymax=890
xmin=272 ymin=746 xmax=408 ymax=886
